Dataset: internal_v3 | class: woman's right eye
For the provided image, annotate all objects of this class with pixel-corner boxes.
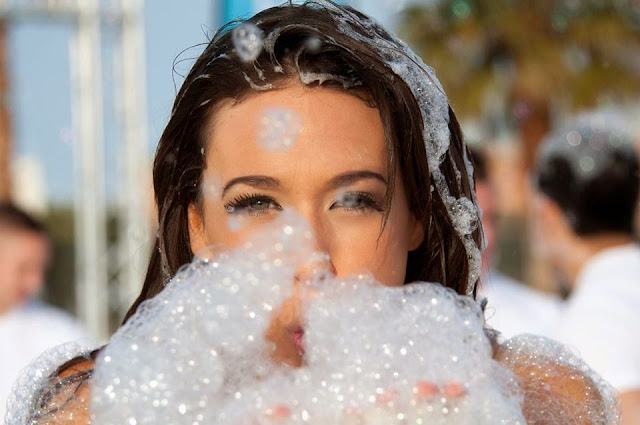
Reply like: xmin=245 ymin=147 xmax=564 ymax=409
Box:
xmin=224 ymin=194 xmax=282 ymax=216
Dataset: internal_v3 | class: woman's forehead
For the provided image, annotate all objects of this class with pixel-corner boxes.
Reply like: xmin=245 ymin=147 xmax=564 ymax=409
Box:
xmin=204 ymin=84 xmax=389 ymax=181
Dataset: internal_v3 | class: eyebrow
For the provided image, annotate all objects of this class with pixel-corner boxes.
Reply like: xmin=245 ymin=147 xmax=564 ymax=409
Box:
xmin=221 ymin=175 xmax=281 ymax=197
xmin=220 ymin=170 xmax=387 ymax=197
xmin=327 ymin=170 xmax=388 ymax=189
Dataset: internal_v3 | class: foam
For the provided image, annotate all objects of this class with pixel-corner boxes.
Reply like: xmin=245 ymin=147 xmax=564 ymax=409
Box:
xmin=257 ymin=107 xmax=302 ymax=152
xmin=89 ymin=212 xmax=526 ymax=424
xmin=6 ymin=214 xmax=619 ymax=425
xmin=86 ymin=216 xmax=616 ymax=424
xmin=4 ymin=343 xmax=95 ymax=425
xmin=232 ymin=22 xmax=264 ymax=63
xmin=495 ymin=334 xmax=619 ymax=425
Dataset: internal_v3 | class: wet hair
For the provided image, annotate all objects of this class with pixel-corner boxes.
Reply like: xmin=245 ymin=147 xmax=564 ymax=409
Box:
xmin=535 ymin=113 xmax=639 ymax=236
xmin=0 ymin=202 xmax=47 ymax=236
xmin=123 ymin=1 xmax=481 ymax=323
xmin=468 ymin=147 xmax=488 ymax=182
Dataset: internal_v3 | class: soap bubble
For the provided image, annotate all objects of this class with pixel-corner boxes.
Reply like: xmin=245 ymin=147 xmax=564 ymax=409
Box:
xmin=227 ymin=215 xmax=248 ymax=232
xmin=257 ymin=107 xmax=302 ymax=152
xmin=202 ymin=175 xmax=222 ymax=200
xmin=566 ymin=130 xmax=582 ymax=146
xmin=305 ymin=36 xmax=322 ymax=54
xmin=232 ymin=22 xmax=263 ymax=63
xmin=333 ymin=190 xmax=365 ymax=209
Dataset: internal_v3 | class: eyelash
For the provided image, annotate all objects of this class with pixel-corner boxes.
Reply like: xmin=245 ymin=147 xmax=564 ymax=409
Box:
xmin=223 ymin=192 xmax=384 ymax=216
xmin=224 ymin=194 xmax=282 ymax=216
xmin=331 ymin=191 xmax=384 ymax=213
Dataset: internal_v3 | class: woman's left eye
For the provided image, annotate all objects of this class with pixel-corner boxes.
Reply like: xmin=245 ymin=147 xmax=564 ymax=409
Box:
xmin=224 ymin=194 xmax=282 ymax=216
xmin=331 ymin=192 xmax=383 ymax=212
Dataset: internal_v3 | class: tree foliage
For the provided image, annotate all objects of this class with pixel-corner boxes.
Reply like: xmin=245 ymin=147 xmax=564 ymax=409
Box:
xmin=401 ymin=0 xmax=640 ymax=119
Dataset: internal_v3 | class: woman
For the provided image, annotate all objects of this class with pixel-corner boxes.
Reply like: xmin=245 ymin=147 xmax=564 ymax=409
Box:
xmin=6 ymin=2 xmax=616 ymax=424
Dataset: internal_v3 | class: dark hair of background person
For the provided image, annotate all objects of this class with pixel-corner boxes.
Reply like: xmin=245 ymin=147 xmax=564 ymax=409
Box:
xmin=0 ymin=202 xmax=47 ymax=236
xmin=535 ymin=135 xmax=639 ymax=236
xmin=123 ymin=1 xmax=482 ymax=323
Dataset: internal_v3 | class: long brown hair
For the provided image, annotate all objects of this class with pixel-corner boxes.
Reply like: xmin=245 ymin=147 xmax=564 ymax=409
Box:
xmin=123 ymin=1 xmax=481 ymax=324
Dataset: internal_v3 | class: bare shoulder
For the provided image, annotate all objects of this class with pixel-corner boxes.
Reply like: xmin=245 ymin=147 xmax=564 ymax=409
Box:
xmin=493 ymin=336 xmax=619 ymax=425
xmin=30 ymin=355 xmax=95 ymax=425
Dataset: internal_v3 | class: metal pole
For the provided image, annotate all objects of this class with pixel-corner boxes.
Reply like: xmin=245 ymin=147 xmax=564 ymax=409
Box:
xmin=70 ymin=0 xmax=109 ymax=341
xmin=0 ymin=19 xmax=11 ymax=201
xmin=114 ymin=0 xmax=150 ymax=318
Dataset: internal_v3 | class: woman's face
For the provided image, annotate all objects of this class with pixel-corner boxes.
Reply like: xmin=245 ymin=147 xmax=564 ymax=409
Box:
xmin=188 ymin=83 xmax=423 ymax=365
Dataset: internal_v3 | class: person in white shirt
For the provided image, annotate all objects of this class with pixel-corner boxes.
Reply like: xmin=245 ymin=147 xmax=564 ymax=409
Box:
xmin=0 ymin=202 xmax=89 ymax=422
xmin=532 ymin=111 xmax=640 ymax=425
xmin=470 ymin=147 xmax=561 ymax=340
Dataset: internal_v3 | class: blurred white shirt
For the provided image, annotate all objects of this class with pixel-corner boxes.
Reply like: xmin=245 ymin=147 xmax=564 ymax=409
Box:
xmin=479 ymin=269 xmax=562 ymax=340
xmin=0 ymin=300 xmax=90 ymax=422
xmin=554 ymin=243 xmax=640 ymax=392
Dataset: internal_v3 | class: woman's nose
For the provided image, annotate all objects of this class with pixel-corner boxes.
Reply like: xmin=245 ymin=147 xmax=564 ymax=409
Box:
xmin=293 ymin=252 xmax=336 ymax=286
xmin=281 ymin=208 xmax=336 ymax=285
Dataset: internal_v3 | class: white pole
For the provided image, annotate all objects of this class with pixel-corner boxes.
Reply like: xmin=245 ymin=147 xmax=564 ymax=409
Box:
xmin=114 ymin=0 xmax=150 ymax=318
xmin=70 ymin=0 xmax=109 ymax=341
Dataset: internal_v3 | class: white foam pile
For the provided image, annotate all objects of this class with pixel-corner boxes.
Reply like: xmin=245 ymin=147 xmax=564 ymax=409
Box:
xmin=4 ymin=213 xmax=619 ymax=425
xmin=87 ymin=212 xmax=523 ymax=425
xmin=84 ymin=212 xmax=613 ymax=425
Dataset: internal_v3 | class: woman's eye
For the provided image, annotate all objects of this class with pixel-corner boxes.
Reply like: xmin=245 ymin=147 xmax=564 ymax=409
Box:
xmin=332 ymin=192 xmax=383 ymax=212
xmin=225 ymin=195 xmax=282 ymax=216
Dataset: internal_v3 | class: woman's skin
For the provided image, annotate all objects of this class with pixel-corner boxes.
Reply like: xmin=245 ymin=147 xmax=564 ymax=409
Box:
xmin=187 ymin=83 xmax=425 ymax=366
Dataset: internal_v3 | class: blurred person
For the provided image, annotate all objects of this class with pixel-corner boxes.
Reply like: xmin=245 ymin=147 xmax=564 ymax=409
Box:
xmin=533 ymin=111 xmax=640 ymax=425
xmin=0 ymin=202 xmax=89 ymax=421
xmin=471 ymin=147 xmax=561 ymax=339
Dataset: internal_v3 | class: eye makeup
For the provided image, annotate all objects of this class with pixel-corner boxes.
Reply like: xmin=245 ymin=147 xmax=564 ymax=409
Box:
xmin=224 ymin=193 xmax=283 ymax=216
xmin=331 ymin=191 xmax=385 ymax=213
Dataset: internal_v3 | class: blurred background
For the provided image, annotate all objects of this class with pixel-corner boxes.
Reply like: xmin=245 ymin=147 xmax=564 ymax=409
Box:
xmin=0 ymin=0 xmax=639 ymax=342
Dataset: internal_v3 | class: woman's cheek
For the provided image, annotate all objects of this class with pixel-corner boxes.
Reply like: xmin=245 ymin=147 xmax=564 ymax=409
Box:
xmin=208 ymin=212 xmax=276 ymax=248
xmin=326 ymin=219 xmax=385 ymax=277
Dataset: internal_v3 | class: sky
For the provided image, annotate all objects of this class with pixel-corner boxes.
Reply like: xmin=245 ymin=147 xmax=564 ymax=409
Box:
xmin=8 ymin=0 xmax=412 ymax=205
